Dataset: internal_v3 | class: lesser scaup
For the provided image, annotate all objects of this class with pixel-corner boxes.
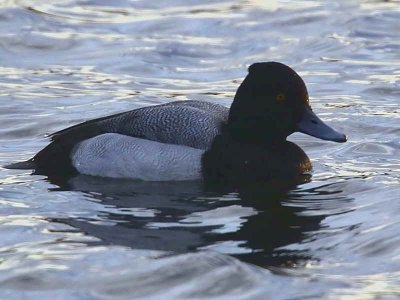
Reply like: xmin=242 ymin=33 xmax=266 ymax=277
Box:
xmin=6 ymin=62 xmax=346 ymax=181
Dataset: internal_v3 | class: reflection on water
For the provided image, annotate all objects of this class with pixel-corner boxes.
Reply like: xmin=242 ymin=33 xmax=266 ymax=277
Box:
xmin=49 ymin=174 xmax=353 ymax=269
xmin=0 ymin=0 xmax=400 ymax=298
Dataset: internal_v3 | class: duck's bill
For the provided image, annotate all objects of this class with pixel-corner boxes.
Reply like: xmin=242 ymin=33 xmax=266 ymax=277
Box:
xmin=296 ymin=106 xmax=347 ymax=143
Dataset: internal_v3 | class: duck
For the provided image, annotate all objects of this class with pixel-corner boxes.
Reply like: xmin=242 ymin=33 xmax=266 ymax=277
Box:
xmin=5 ymin=62 xmax=347 ymax=182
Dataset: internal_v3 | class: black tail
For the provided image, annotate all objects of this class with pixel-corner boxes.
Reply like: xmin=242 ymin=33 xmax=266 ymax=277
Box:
xmin=4 ymin=160 xmax=36 ymax=170
xmin=4 ymin=122 xmax=104 ymax=175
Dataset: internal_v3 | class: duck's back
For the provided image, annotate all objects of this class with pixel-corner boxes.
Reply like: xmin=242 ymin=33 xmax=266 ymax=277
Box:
xmin=99 ymin=100 xmax=228 ymax=149
xmin=17 ymin=100 xmax=229 ymax=175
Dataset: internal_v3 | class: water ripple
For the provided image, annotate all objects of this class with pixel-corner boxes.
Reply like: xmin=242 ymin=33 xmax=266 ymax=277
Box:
xmin=0 ymin=0 xmax=399 ymax=298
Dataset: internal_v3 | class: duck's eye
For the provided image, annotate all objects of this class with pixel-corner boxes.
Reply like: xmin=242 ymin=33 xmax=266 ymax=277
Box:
xmin=276 ymin=93 xmax=286 ymax=102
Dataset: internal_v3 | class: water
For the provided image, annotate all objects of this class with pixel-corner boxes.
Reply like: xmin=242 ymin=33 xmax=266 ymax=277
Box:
xmin=0 ymin=0 xmax=399 ymax=298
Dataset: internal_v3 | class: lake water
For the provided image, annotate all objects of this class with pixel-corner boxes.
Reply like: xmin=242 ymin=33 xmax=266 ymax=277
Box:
xmin=0 ymin=0 xmax=399 ymax=299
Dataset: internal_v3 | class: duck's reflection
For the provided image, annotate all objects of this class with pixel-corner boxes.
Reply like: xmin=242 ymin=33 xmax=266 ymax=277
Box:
xmin=48 ymin=175 xmax=350 ymax=268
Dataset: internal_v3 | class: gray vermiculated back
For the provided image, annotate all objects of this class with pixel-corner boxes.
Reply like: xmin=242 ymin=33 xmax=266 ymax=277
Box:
xmin=96 ymin=100 xmax=229 ymax=150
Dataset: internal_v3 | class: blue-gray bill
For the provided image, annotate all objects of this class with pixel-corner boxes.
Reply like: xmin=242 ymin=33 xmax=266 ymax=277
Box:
xmin=296 ymin=106 xmax=347 ymax=143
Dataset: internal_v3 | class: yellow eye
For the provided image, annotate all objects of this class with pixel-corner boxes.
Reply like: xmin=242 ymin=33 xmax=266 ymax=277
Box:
xmin=276 ymin=93 xmax=286 ymax=102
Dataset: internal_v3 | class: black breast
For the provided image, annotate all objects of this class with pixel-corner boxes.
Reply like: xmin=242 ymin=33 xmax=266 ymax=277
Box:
xmin=201 ymin=135 xmax=311 ymax=184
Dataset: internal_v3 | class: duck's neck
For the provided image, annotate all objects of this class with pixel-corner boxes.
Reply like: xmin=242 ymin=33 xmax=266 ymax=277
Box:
xmin=224 ymin=122 xmax=288 ymax=147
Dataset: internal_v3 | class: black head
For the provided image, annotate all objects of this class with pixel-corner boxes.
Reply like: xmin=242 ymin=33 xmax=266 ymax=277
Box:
xmin=227 ymin=62 xmax=346 ymax=144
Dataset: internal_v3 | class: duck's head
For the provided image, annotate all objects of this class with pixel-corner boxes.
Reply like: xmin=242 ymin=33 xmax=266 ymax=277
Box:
xmin=228 ymin=62 xmax=347 ymax=144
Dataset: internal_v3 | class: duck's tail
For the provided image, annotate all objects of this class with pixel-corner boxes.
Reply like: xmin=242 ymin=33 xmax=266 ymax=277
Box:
xmin=4 ymin=160 xmax=36 ymax=170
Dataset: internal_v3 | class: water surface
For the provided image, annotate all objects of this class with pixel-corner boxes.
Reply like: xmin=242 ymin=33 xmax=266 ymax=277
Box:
xmin=0 ymin=0 xmax=399 ymax=299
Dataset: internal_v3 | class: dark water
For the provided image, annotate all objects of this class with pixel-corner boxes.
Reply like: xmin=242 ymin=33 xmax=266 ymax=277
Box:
xmin=1 ymin=0 xmax=400 ymax=299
